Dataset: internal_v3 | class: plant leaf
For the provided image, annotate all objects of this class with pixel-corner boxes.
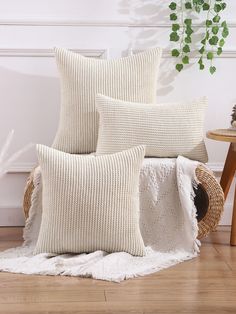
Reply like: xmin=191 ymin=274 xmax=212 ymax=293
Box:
xmin=214 ymin=3 xmax=222 ymax=12
xmin=198 ymin=57 xmax=203 ymax=64
xmin=172 ymin=23 xmax=180 ymax=31
xmin=209 ymin=35 xmax=219 ymax=45
xmin=222 ymin=27 xmax=229 ymax=38
xmin=203 ymin=3 xmax=210 ymax=10
xmin=213 ymin=15 xmax=220 ymax=23
xmin=185 ymin=2 xmax=192 ymax=9
xmin=183 ymin=44 xmax=190 ymax=53
xmin=212 ymin=26 xmax=219 ymax=35
xmin=184 ymin=18 xmax=192 ymax=26
xmin=207 ymin=51 xmax=214 ymax=60
xmin=199 ymin=46 xmax=205 ymax=54
xmin=182 ymin=55 xmax=189 ymax=64
xmin=217 ymin=47 xmax=223 ymax=55
xmin=185 ymin=36 xmax=192 ymax=43
xmin=210 ymin=66 xmax=216 ymax=74
xmin=176 ymin=63 xmax=183 ymax=72
xmin=219 ymin=38 xmax=225 ymax=47
xmin=171 ymin=49 xmax=180 ymax=57
xmin=185 ymin=26 xmax=194 ymax=35
xmin=221 ymin=2 xmax=226 ymax=10
xmin=170 ymin=32 xmax=180 ymax=41
xmin=221 ymin=21 xmax=227 ymax=27
xmin=169 ymin=2 xmax=177 ymax=10
xmin=206 ymin=19 xmax=212 ymax=27
xmin=170 ymin=13 xmax=178 ymax=20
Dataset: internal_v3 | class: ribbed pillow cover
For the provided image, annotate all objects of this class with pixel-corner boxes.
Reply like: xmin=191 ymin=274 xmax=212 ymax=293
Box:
xmin=52 ymin=48 xmax=162 ymax=154
xmin=96 ymin=94 xmax=208 ymax=163
xmin=34 ymin=145 xmax=146 ymax=256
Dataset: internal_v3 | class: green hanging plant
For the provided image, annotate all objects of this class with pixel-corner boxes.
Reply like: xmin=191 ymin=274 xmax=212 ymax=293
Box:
xmin=169 ymin=0 xmax=229 ymax=74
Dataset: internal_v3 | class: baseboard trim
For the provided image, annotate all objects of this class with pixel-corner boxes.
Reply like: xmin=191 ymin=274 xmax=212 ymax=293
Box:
xmin=207 ymin=162 xmax=224 ymax=173
xmin=220 ymin=202 xmax=233 ymax=226
xmin=0 ymin=206 xmax=25 ymax=227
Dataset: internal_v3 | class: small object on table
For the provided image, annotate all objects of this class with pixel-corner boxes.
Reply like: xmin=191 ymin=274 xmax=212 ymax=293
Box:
xmin=231 ymin=105 xmax=236 ymax=128
xmin=207 ymin=128 xmax=236 ymax=245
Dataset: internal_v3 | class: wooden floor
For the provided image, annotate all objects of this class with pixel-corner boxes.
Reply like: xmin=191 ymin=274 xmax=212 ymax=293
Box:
xmin=0 ymin=227 xmax=235 ymax=314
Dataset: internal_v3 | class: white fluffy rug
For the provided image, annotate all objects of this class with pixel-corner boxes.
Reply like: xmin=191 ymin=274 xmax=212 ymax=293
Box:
xmin=0 ymin=156 xmax=200 ymax=282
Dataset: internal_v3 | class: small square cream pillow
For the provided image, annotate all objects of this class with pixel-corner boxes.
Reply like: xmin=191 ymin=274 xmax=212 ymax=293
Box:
xmin=96 ymin=94 xmax=208 ymax=163
xmin=52 ymin=47 xmax=162 ymax=154
xmin=34 ymin=144 xmax=146 ymax=256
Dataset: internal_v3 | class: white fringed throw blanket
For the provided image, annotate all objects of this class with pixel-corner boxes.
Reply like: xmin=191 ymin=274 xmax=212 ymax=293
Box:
xmin=0 ymin=156 xmax=200 ymax=282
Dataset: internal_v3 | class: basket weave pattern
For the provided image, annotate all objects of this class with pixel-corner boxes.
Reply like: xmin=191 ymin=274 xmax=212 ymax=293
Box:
xmin=195 ymin=165 xmax=224 ymax=238
xmin=23 ymin=164 xmax=224 ymax=239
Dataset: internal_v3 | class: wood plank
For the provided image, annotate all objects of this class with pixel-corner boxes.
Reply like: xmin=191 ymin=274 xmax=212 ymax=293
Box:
xmin=230 ymin=185 xmax=236 ymax=245
xmin=0 ymin=289 xmax=105 ymax=303
xmin=0 ymin=227 xmax=235 ymax=314
xmin=0 ymin=301 xmax=236 ymax=314
xmin=0 ymin=227 xmax=23 ymax=241
xmin=0 ymin=241 xmax=22 ymax=250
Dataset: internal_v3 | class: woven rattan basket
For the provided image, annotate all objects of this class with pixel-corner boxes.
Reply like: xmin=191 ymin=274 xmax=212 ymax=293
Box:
xmin=23 ymin=164 xmax=224 ymax=239
xmin=195 ymin=165 xmax=224 ymax=238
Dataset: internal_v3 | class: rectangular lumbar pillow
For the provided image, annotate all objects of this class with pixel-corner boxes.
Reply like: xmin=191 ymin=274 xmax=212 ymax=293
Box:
xmin=96 ymin=94 xmax=208 ymax=163
xmin=52 ymin=47 xmax=162 ymax=154
xmin=34 ymin=144 xmax=146 ymax=256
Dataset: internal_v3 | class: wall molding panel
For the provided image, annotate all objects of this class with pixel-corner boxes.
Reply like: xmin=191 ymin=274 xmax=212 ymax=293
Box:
xmin=7 ymin=163 xmax=36 ymax=173
xmin=0 ymin=19 xmax=235 ymax=28
xmin=132 ymin=49 xmax=236 ymax=59
xmin=0 ymin=48 xmax=234 ymax=59
xmin=160 ymin=49 xmax=236 ymax=59
xmin=0 ymin=48 xmax=108 ymax=58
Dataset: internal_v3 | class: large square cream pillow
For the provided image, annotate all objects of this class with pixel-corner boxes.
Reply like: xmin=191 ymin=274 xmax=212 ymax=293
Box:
xmin=34 ymin=145 xmax=146 ymax=256
xmin=52 ymin=48 xmax=162 ymax=154
xmin=96 ymin=94 xmax=208 ymax=163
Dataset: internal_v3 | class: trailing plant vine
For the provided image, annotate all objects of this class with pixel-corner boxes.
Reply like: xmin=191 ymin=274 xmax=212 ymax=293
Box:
xmin=169 ymin=0 xmax=229 ymax=74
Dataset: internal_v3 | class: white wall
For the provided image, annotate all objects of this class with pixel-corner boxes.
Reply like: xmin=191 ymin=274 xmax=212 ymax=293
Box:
xmin=0 ymin=0 xmax=235 ymax=226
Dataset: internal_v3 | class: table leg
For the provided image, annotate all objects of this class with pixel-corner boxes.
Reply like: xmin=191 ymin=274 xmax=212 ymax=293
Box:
xmin=220 ymin=143 xmax=236 ymax=199
xmin=220 ymin=143 xmax=236 ymax=246
xmin=230 ymin=185 xmax=236 ymax=245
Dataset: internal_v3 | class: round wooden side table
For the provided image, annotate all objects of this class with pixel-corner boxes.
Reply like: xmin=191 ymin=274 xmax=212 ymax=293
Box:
xmin=207 ymin=129 xmax=236 ymax=245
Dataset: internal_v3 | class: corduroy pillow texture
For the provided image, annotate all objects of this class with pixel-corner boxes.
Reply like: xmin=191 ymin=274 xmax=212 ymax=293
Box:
xmin=34 ymin=48 xmax=209 ymax=257
xmin=95 ymin=94 xmax=208 ymax=163
xmin=34 ymin=145 xmax=146 ymax=256
xmin=52 ymin=47 xmax=162 ymax=154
